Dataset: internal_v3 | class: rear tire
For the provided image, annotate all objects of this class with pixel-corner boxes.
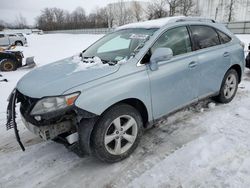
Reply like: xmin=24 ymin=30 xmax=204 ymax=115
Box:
xmin=0 ymin=59 xmax=17 ymax=71
xmin=215 ymin=69 xmax=239 ymax=103
xmin=15 ymin=41 xmax=23 ymax=46
xmin=92 ymin=104 xmax=143 ymax=163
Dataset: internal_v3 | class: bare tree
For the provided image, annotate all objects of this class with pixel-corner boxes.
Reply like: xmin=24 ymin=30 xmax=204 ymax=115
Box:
xmin=226 ymin=0 xmax=238 ymax=22
xmin=167 ymin=0 xmax=181 ymax=16
xmin=15 ymin=14 xmax=28 ymax=29
xmin=95 ymin=7 xmax=109 ymax=28
xmin=110 ymin=0 xmax=134 ymax=26
xmin=53 ymin=8 xmax=67 ymax=29
xmin=115 ymin=0 xmax=128 ymax=25
xmin=71 ymin=7 xmax=86 ymax=29
xmin=179 ymin=0 xmax=195 ymax=16
xmin=146 ymin=0 xmax=168 ymax=20
xmin=116 ymin=0 xmax=126 ymax=25
xmin=132 ymin=1 xmax=143 ymax=21
xmin=0 ymin=20 xmax=6 ymax=30
xmin=106 ymin=4 xmax=115 ymax=28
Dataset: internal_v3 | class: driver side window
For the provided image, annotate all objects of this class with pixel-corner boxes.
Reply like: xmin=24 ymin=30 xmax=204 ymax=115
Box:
xmin=151 ymin=26 xmax=192 ymax=56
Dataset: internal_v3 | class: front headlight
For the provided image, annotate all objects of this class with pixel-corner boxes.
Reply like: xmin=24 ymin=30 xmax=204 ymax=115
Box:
xmin=30 ymin=92 xmax=80 ymax=115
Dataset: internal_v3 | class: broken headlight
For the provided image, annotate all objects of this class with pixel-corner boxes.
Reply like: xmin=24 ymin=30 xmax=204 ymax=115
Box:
xmin=30 ymin=92 xmax=80 ymax=115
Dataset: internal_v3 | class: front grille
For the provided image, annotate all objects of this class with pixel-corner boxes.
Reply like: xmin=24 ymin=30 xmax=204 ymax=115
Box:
xmin=17 ymin=90 xmax=39 ymax=125
xmin=18 ymin=91 xmax=38 ymax=113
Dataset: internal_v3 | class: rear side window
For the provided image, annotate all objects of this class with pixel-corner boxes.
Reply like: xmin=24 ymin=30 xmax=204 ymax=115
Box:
xmin=151 ymin=26 xmax=192 ymax=56
xmin=190 ymin=25 xmax=220 ymax=49
xmin=217 ymin=30 xmax=231 ymax=44
xmin=0 ymin=34 xmax=4 ymax=38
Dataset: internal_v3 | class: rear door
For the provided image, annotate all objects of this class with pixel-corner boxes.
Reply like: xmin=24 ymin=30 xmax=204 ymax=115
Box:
xmin=0 ymin=34 xmax=9 ymax=46
xmin=147 ymin=26 xmax=199 ymax=119
xmin=189 ymin=25 xmax=232 ymax=98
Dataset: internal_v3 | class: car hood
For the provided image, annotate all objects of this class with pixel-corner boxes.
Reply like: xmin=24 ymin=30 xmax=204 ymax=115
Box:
xmin=17 ymin=56 xmax=119 ymax=98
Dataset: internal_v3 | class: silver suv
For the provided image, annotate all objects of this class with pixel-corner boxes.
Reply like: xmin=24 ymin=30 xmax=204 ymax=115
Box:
xmin=7 ymin=17 xmax=245 ymax=162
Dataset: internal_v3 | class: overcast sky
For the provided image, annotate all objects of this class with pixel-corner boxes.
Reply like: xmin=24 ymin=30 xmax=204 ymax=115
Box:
xmin=0 ymin=0 xmax=127 ymax=25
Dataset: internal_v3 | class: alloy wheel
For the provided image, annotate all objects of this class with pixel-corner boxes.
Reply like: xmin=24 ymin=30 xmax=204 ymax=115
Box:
xmin=104 ymin=115 xmax=138 ymax=155
xmin=224 ymin=73 xmax=237 ymax=99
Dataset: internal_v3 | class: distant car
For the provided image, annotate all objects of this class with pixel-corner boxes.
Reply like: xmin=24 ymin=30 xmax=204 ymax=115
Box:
xmin=31 ymin=29 xmax=43 ymax=35
xmin=246 ymin=44 xmax=250 ymax=69
xmin=7 ymin=16 xmax=245 ymax=163
xmin=0 ymin=33 xmax=27 ymax=46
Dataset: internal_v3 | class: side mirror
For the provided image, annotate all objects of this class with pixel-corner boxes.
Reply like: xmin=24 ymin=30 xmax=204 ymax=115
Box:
xmin=149 ymin=48 xmax=173 ymax=71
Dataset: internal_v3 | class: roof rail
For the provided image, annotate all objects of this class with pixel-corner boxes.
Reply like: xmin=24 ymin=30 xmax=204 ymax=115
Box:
xmin=175 ymin=17 xmax=216 ymax=23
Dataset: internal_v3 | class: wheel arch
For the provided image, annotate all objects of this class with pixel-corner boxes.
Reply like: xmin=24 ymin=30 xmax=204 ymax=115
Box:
xmin=15 ymin=40 xmax=23 ymax=46
xmin=100 ymin=98 xmax=149 ymax=128
xmin=78 ymin=97 xmax=149 ymax=155
xmin=229 ymin=64 xmax=242 ymax=83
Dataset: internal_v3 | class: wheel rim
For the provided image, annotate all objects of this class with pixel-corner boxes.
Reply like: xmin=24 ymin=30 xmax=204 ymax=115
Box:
xmin=104 ymin=115 xmax=138 ymax=155
xmin=224 ymin=73 xmax=237 ymax=99
xmin=3 ymin=62 xmax=14 ymax=71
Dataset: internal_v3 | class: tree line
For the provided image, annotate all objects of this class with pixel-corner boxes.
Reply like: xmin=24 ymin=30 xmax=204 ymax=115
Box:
xmin=36 ymin=0 xmax=200 ymax=31
xmin=0 ymin=14 xmax=28 ymax=30
xmin=0 ymin=0 xmax=240 ymax=31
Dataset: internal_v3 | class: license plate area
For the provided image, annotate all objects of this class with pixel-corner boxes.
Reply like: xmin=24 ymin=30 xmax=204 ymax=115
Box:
xmin=21 ymin=116 xmax=73 ymax=140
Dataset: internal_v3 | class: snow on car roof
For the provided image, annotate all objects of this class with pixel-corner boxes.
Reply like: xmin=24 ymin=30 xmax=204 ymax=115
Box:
xmin=116 ymin=16 xmax=185 ymax=30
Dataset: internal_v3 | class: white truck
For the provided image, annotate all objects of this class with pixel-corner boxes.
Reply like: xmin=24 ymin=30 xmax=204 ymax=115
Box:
xmin=0 ymin=33 xmax=27 ymax=47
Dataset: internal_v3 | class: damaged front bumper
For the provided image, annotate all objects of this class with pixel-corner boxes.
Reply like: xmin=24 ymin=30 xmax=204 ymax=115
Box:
xmin=6 ymin=89 xmax=25 ymax=151
xmin=21 ymin=115 xmax=73 ymax=141
xmin=6 ymin=89 xmax=77 ymax=151
xmin=6 ymin=89 xmax=97 ymax=152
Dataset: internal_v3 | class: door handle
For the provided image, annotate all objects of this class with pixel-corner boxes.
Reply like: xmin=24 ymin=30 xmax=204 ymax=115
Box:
xmin=223 ymin=52 xmax=230 ymax=57
xmin=188 ymin=61 xmax=197 ymax=68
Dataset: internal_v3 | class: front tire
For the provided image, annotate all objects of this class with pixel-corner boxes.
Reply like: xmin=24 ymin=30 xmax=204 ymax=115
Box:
xmin=15 ymin=41 xmax=23 ymax=46
xmin=215 ymin=69 xmax=239 ymax=103
xmin=92 ymin=104 xmax=143 ymax=163
xmin=0 ymin=59 xmax=17 ymax=71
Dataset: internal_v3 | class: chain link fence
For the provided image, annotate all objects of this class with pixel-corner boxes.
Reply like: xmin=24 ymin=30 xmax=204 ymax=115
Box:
xmin=44 ymin=22 xmax=250 ymax=35
xmin=45 ymin=28 xmax=114 ymax=35
xmin=225 ymin=21 xmax=250 ymax=34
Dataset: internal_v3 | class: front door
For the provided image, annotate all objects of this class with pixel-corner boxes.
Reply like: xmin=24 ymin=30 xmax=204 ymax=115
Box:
xmin=147 ymin=26 xmax=199 ymax=119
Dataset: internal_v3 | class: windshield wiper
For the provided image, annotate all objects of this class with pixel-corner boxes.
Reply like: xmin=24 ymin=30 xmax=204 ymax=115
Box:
xmin=82 ymin=56 xmax=117 ymax=66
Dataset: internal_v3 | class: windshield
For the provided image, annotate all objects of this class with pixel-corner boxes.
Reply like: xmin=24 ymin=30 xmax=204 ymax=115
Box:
xmin=82 ymin=28 xmax=158 ymax=63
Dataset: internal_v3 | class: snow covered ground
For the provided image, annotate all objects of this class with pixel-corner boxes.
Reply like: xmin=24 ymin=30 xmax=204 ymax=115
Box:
xmin=0 ymin=33 xmax=250 ymax=188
